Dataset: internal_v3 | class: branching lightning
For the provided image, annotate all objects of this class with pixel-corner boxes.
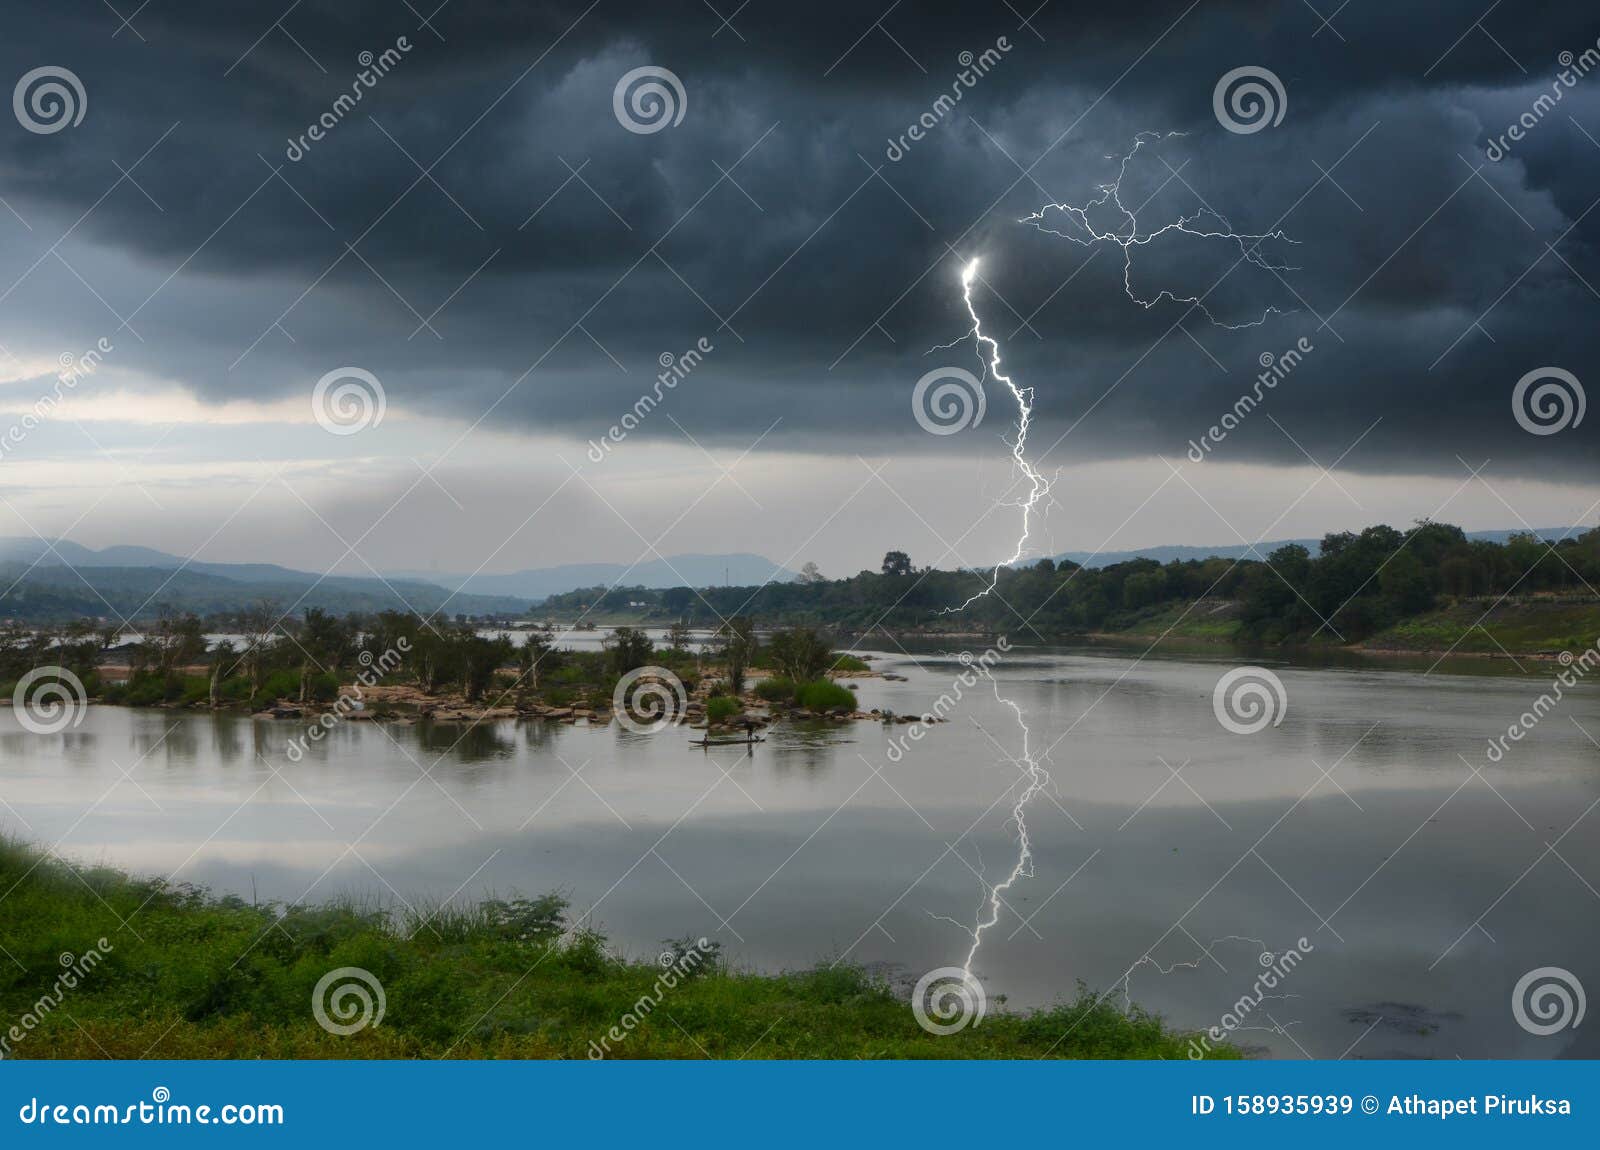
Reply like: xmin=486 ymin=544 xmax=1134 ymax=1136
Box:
xmin=1022 ymin=131 xmax=1298 ymax=330
xmin=1118 ymin=936 xmax=1307 ymax=1039
xmin=926 ymin=132 xmax=1296 ymax=991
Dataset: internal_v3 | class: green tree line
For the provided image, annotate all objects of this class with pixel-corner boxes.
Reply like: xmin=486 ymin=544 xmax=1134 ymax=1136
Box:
xmin=541 ymin=522 xmax=1600 ymax=644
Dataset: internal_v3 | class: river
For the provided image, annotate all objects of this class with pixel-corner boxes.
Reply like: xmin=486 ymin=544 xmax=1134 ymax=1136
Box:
xmin=3 ymin=638 xmax=1597 ymax=1059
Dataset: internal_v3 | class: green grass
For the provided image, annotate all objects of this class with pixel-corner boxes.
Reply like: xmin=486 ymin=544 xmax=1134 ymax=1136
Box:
xmin=1097 ymin=597 xmax=1600 ymax=656
xmin=0 ymin=838 xmax=1224 ymax=1060
xmin=796 ymin=679 xmax=857 ymax=710
xmin=754 ymin=676 xmax=799 ymax=702
xmin=1363 ymin=599 xmax=1600 ymax=654
xmin=1100 ymin=601 xmax=1244 ymax=643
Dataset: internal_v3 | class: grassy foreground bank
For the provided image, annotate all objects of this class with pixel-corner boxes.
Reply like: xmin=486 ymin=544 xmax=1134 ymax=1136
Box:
xmin=0 ymin=840 xmax=1221 ymax=1060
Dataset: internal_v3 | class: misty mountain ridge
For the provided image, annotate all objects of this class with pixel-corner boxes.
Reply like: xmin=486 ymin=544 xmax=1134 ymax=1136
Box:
xmin=387 ymin=554 xmax=800 ymax=601
xmin=0 ymin=539 xmax=799 ymax=612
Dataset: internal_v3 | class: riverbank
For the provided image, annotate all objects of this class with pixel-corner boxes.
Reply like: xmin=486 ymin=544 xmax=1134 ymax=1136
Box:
xmin=1091 ymin=596 xmax=1600 ymax=659
xmin=0 ymin=839 xmax=1221 ymax=1060
xmin=539 ymin=597 xmax=1600 ymax=659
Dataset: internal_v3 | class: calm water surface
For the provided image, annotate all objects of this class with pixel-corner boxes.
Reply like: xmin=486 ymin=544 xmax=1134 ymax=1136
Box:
xmin=3 ymin=640 xmax=1598 ymax=1059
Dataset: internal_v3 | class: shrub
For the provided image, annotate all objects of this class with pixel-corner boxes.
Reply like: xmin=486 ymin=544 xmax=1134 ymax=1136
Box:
xmin=306 ymin=672 xmax=341 ymax=702
xmin=796 ymin=679 xmax=856 ymax=710
xmin=754 ymin=677 xmax=798 ymax=703
xmin=256 ymin=669 xmax=300 ymax=702
xmin=175 ymin=676 xmax=213 ymax=707
xmin=706 ymin=696 xmax=740 ymax=723
xmin=116 ymin=673 xmax=176 ymax=707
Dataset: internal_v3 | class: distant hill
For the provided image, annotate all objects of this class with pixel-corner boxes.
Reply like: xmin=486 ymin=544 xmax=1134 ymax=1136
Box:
xmin=1052 ymin=528 xmax=1582 ymax=570
xmin=388 ymin=553 xmax=800 ymax=602
xmin=0 ymin=539 xmax=795 ymax=619
xmin=0 ymin=539 xmax=529 ymax=621
xmin=0 ymin=538 xmax=190 ymax=569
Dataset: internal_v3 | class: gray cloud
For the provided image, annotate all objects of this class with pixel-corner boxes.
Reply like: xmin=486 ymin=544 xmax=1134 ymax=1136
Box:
xmin=1 ymin=0 xmax=1597 ymax=479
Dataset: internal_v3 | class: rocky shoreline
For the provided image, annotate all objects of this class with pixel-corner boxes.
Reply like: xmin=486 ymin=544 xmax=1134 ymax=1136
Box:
xmin=242 ymin=673 xmax=945 ymax=733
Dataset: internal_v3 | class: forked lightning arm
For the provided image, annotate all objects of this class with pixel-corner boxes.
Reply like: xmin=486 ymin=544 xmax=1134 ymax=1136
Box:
xmin=1021 ymin=131 xmax=1298 ymax=330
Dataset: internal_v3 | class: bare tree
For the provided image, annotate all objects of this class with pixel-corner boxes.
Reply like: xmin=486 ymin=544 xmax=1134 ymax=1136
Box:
xmin=236 ymin=599 xmax=280 ymax=700
xmin=717 ymin=616 xmax=757 ymax=696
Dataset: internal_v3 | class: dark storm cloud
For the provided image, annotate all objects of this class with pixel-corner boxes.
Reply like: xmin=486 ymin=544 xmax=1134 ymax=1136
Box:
xmin=2 ymin=0 xmax=1598 ymax=475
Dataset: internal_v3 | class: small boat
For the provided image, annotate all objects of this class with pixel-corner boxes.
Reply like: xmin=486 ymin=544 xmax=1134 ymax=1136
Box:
xmin=689 ymin=735 xmax=766 ymax=747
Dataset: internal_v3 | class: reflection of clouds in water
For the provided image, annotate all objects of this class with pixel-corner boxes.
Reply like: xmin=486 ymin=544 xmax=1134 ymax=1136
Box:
xmin=1 ymin=644 xmax=1596 ymax=1059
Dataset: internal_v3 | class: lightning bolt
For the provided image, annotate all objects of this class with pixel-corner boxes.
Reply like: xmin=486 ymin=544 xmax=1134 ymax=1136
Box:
xmin=958 ymin=676 xmax=1051 ymax=977
xmin=921 ymin=266 xmax=1053 ymax=986
xmin=1022 ymin=131 xmax=1298 ymax=330
xmin=938 ymin=258 xmax=1052 ymax=611
xmin=926 ymin=132 xmax=1295 ymax=993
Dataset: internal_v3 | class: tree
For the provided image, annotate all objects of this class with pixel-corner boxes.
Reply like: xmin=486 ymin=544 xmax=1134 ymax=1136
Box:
xmin=1121 ymin=571 xmax=1165 ymax=610
xmin=518 ymin=624 xmax=556 ymax=689
xmin=410 ymin=628 xmax=457 ymax=694
xmin=139 ymin=610 xmax=207 ymax=678
xmin=881 ymin=550 xmax=913 ymax=577
xmin=208 ymin=639 xmax=236 ymax=708
xmin=1379 ymin=551 xmax=1434 ymax=616
xmin=661 ymin=586 xmax=695 ymax=614
xmin=796 ymin=561 xmax=824 ymax=584
xmin=665 ymin=620 xmax=694 ymax=653
xmin=604 ymin=627 xmax=654 ymax=675
xmin=718 ymin=616 xmax=757 ymax=695
xmin=296 ymin=607 xmax=351 ymax=701
xmin=460 ymin=631 xmax=514 ymax=702
xmin=236 ymin=600 xmax=280 ymax=699
xmin=766 ymin=626 xmax=834 ymax=682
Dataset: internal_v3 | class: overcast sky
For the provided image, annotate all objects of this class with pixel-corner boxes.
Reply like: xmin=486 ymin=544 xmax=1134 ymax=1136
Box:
xmin=1 ymin=1 xmax=1597 ymax=579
